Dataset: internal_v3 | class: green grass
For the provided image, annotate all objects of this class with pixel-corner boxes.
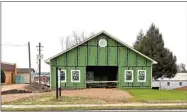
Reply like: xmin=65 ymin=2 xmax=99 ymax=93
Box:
xmin=2 ymin=105 xmax=187 ymax=111
xmin=122 ymin=89 xmax=187 ymax=102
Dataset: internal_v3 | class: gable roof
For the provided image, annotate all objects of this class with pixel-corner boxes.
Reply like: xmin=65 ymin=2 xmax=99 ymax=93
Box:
xmin=1 ymin=62 xmax=16 ymax=71
xmin=17 ymin=68 xmax=35 ymax=73
xmin=45 ymin=31 xmax=157 ymax=64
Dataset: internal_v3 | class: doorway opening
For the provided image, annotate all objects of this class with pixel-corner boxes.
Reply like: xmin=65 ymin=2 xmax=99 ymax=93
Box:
xmin=86 ymin=66 xmax=118 ymax=88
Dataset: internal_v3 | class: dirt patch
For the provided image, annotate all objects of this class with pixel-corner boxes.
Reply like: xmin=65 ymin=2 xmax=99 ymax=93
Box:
xmin=61 ymin=88 xmax=133 ymax=103
xmin=1 ymin=92 xmax=50 ymax=104
xmin=2 ymin=88 xmax=133 ymax=104
xmin=1 ymin=84 xmax=29 ymax=92
xmin=176 ymin=86 xmax=187 ymax=91
xmin=24 ymin=83 xmax=51 ymax=93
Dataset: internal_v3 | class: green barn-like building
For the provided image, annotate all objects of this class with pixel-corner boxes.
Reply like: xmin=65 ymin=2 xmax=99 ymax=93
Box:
xmin=45 ymin=31 xmax=157 ymax=89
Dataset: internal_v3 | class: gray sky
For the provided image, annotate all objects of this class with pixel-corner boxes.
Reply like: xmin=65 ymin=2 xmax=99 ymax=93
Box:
xmin=2 ymin=2 xmax=187 ymax=72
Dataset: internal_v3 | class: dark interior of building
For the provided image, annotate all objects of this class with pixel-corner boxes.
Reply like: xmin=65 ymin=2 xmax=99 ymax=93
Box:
xmin=86 ymin=66 xmax=118 ymax=88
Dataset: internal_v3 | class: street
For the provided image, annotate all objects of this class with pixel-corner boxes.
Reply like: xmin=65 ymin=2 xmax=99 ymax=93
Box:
xmin=2 ymin=110 xmax=187 ymax=112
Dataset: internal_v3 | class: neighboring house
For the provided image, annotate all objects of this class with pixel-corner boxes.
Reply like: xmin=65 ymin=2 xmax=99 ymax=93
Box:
xmin=17 ymin=68 xmax=35 ymax=84
xmin=32 ymin=72 xmax=50 ymax=85
xmin=1 ymin=62 xmax=17 ymax=84
xmin=45 ymin=31 xmax=157 ymax=89
xmin=152 ymin=73 xmax=187 ymax=90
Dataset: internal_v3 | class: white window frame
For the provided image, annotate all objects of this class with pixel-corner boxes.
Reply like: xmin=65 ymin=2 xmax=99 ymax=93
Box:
xmin=124 ymin=70 xmax=133 ymax=82
xmin=60 ymin=70 xmax=66 ymax=83
xmin=137 ymin=70 xmax=146 ymax=82
xmin=71 ymin=70 xmax=81 ymax=83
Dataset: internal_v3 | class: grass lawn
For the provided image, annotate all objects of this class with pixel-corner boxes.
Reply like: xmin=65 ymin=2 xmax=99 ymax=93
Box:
xmin=122 ymin=89 xmax=187 ymax=102
xmin=3 ymin=93 xmax=107 ymax=105
xmin=3 ymin=89 xmax=187 ymax=105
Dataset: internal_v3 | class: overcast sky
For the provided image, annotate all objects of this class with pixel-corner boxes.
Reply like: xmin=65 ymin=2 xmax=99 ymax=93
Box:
xmin=2 ymin=2 xmax=187 ymax=72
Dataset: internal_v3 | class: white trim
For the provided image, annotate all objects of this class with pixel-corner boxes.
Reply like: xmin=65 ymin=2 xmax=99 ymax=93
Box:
xmin=71 ymin=70 xmax=80 ymax=83
xmin=137 ymin=70 xmax=146 ymax=82
xmin=44 ymin=31 xmax=157 ymax=64
xmin=124 ymin=70 xmax=133 ymax=82
xmin=60 ymin=70 xmax=67 ymax=83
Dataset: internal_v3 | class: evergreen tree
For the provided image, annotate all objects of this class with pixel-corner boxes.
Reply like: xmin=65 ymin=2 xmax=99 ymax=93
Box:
xmin=133 ymin=29 xmax=145 ymax=51
xmin=1 ymin=70 xmax=5 ymax=83
xmin=133 ymin=23 xmax=177 ymax=79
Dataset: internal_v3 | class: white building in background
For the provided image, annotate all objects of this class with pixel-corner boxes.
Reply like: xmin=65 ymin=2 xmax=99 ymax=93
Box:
xmin=152 ymin=73 xmax=187 ymax=90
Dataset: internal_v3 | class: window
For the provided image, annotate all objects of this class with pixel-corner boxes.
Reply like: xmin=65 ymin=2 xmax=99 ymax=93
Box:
xmin=59 ymin=70 xmax=66 ymax=82
xmin=71 ymin=70 xmax=80 ymax=82
xmin=137 ymin=70 xmax=146 ymax=82
xmin=124 ymin=70 xmax=133 ymax=82
xmin=179 ymin=82 xmax=182 ymax=86
xmin=167 ymin=82 xmax=170 ymax=86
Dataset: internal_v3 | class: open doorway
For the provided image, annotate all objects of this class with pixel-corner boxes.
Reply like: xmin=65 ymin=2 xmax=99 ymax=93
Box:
xmin=86 ymin=66 xmax=118 ymax=88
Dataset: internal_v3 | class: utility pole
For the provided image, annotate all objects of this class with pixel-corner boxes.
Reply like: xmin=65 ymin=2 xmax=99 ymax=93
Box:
xmin=36 ymin=42 xmax=43 ymax=84
xmin=28 ymin=42 xmax=31 ymax=83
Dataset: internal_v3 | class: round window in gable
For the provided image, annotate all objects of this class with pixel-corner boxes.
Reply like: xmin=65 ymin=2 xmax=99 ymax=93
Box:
xmin=99 ymin=39 xmax=107 ymax=47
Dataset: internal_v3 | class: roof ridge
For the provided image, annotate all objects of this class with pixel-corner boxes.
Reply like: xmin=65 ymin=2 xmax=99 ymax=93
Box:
xmin=44 ymin=30 xmax=157 ymax=64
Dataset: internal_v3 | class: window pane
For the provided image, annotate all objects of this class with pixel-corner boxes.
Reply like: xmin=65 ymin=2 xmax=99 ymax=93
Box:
xmin=179 ymin=82 xmax=182 ymax=86
xmin=60 ymin=71 xmax=65 ymax=81
xmin=126 ymin=71 xmax=132 ymax=80
xmin=139 ymin=71 xmax=145 ymax=80
xmin=167 ymin=82 xmax=170 ymax=86
xmin=72 ymin=71 xmax=79 ymax=81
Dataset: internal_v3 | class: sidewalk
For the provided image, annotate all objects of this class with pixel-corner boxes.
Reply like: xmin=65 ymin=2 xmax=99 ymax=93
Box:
xmin=2 ymin=103 xmax=187 ymax=108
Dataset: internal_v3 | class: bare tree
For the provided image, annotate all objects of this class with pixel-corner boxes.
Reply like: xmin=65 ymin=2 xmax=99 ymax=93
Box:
xmin=60 ymin=31 xmax=95 ymax=51
xmin=177 ymin=63 xmax=187 ymax=73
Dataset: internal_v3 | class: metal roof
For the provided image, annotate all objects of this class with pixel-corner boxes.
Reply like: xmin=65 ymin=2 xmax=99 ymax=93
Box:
xmin=1 ymin=63 xmax=16 ymax=71
xmin=17 ymin=68 xmax=35 ymax=73
xmin=44 ymin=31 xmax=157 ymax=64
xmin=157 ymin=73 xmax=187 ymax=81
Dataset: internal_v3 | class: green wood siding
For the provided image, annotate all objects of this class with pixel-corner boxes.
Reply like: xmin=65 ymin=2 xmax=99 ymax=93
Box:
xmin=108 ymin=47 xmax=117 ymax=66
xmin=118 ymin=47 xmax=127 ymax=66
xmin=98 ymin=47 xmax=107 ymax=65
xmin=88 ymin=47 xmax=97 ymax=65
xmin=78 ymin=46 xmax=87 ymax=66
xmin=50 ymin=33 xmax=153 ymax=89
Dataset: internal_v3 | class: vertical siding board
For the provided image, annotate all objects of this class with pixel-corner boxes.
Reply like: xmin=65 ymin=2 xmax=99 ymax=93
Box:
xmin=51 ymin=66 xmax=56 ymax=88
xmin=107 ymin=37 xmax=117 ymax=46
xmin=78 ymin=46 xmax=87 ymax=66
xmin=88 ymin=47 xmax=97 ymax=65
xmin=97 ymin=36 xmax=98 ymax=65
xmin=128 ymin=50 xmax=136 ymax=66
xmin=119 ymin=47 xmax=127 ymax=66
xmin=98 ymin=35 xmax=107 ymax=65
xmin=106 ymin=36 xmax=108 ymax=66
xmin=108 ymin=47 xmax=117 ymax=66
xmin=67 ymin=49 xmax=77 ymax=66
xmin=88 ymin=38 xmax=97 ymax=46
